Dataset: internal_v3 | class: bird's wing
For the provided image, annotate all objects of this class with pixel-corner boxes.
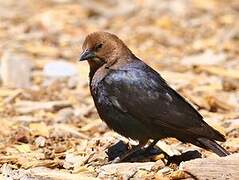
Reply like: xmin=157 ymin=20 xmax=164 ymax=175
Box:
xmin=102 ymin=64 xmax=221 ymax=140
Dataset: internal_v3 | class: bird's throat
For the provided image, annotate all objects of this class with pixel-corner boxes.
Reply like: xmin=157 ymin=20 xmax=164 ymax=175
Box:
xmin=88 ymin=60 xmax=105 ymax=82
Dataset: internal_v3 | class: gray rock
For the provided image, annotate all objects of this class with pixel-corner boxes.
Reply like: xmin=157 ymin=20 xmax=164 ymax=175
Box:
xmin=1 ymin=51 xmax=33 ymax=88
xmin=43 ymin=60 xmax=77 ymax=78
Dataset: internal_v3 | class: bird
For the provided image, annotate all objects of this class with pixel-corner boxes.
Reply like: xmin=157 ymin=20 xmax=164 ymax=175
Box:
xmin=79 ymin=31 xmax=230 ymax=161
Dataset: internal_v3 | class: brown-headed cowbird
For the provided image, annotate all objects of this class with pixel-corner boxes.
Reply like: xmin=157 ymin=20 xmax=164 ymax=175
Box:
xmin=79 ymin=32 xmax=230 ymax=160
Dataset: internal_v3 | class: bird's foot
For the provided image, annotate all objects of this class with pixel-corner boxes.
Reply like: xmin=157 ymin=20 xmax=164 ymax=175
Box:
xmin=106 ymin=140 xmax=130 ymax=161
xmin=116 ymin=144 xmax=144 ymax=162
xmin=142 ymin=144 xmax=169 ymax=164
xmin=106 ymin=140 xmax=145 ymax=163
xmin=116 ymin=144 xmax=169 ymax=163
xmin=106 ymin=140 xmax=176 ymax=163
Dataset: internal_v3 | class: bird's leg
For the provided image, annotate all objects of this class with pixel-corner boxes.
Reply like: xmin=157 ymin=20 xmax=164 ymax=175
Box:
xmin=143 ymin=139 xmax=170 ymax=161
xmin=112 ymin=141 xmax=146 ymax=163
xmin=145 ymin=139 xmax=159 ymax=152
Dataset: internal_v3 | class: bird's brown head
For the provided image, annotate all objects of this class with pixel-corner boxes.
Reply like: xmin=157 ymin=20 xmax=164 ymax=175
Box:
xmin=79 ymin=32 xmax=133 ymax=73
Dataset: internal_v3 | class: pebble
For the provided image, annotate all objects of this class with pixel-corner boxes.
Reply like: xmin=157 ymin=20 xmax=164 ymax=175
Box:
xmin=43 ymin=60 xmax=77 ymax=78
xmin=1 ymin=51 xmax=33 ymax=88
xmin=35 ymin=136 xmax=46 ymax=147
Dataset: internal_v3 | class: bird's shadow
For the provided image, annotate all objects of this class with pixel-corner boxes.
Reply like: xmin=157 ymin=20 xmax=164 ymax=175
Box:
xmin=106 ymin=140 xmax=202 ymax=165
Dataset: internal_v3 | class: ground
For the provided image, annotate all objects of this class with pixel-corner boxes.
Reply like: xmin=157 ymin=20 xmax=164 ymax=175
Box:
xmin=0 ymin=0 xmax=238 ymax=179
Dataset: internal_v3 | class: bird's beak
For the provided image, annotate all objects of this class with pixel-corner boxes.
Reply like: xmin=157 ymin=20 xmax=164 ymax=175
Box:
xmin=79 ymin=49 xmax=96 ymax=61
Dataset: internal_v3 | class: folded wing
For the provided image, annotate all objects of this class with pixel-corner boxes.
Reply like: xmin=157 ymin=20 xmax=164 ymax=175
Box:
xmin=102 ymin=62 xmax=225 ymax=142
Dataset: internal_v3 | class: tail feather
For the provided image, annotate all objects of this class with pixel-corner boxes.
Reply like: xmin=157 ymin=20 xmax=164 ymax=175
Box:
xmin=197 ymin=138 xmax=230 ymax=157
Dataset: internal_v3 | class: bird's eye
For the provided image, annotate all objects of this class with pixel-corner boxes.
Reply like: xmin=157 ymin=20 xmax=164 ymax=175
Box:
xmin=95 ymin=43 xmax=103 ymax=51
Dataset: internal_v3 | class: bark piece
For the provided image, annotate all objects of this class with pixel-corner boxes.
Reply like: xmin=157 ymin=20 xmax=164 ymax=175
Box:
xmin=179 ymin=153 xmax=239 ymax=180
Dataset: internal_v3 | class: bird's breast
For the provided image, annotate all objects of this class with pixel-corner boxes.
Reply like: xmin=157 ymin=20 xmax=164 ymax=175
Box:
xmin=90 ymin=66 xmax=109 ymax=89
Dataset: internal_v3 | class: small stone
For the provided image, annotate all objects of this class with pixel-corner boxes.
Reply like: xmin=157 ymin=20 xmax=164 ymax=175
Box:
xmin=35 ymin=136 xmax=46 ymax=147
xmin=15 ymin=129 xmax=29 ymax=143
xmin=43 ymin=60 xmax=77 ymax=78
xmin=1 ymin=51 xmax=33 ymax=88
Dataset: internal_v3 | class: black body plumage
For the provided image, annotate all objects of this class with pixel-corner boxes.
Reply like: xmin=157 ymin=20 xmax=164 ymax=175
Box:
xmin=80 ymin=32 xmax=230 ymax=157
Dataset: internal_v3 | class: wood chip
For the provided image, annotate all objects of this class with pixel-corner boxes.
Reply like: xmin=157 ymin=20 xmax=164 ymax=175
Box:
xmin=179 ymin=153 xmax=239 ymax=179
xmin=196 ymin=66 xmax=239 ymax=79
xmin=29 ymin=123 xmax=49 ymax=137
xmin=15 ymin=101 xmax=72 ymax=114
xmin=53 ymin=124 xmax=89 ymax=139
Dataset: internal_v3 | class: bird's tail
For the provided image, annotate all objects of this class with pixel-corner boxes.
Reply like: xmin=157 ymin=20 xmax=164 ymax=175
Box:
xmin=197 ymin=137 xmax=230 ymax=157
